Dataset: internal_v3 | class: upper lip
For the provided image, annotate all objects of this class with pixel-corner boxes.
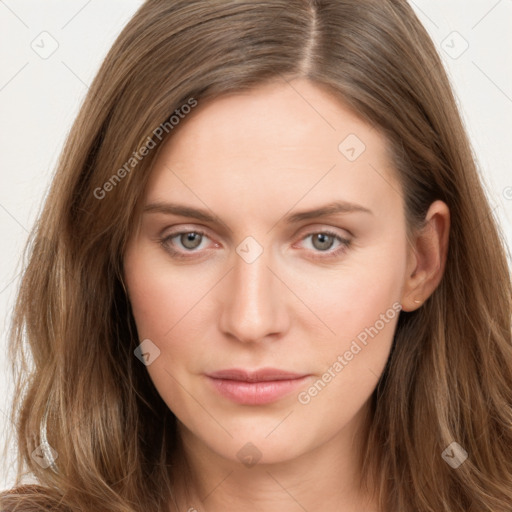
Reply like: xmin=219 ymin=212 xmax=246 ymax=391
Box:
xmin=207 ymin=368 xmax=308 ymax=382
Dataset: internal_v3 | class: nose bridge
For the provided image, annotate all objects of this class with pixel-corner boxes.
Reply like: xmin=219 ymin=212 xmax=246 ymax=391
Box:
xmin=219 ymin=245 xmax=287 ymax=342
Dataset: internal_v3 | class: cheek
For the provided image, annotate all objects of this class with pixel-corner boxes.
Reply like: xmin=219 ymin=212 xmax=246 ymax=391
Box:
xmin=123 ymin=248 xmax=209 ymax=409
xmin=124 ymin=244 xmax=213 ymax=339
xmin=290 ymin=242 xmax=406 ymax=343
xmin=289 ymin=239 xmax=406 ymax=405
xmin=292 ymin=294 xmax=399 ymax=441
xmin=123 ymin=246 xmax=221 ymax=397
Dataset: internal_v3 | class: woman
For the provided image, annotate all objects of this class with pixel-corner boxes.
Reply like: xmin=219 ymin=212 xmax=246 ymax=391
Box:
xmin=1 ymin=0 xmax=511 ymax=511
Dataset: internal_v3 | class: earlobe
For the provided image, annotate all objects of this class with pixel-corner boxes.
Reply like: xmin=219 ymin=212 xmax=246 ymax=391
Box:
xmin=401 ymin=200 xmax=450 ymax=311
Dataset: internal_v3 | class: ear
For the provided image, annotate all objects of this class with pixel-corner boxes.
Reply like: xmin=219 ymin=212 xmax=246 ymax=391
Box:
xmin=401 ymin=200 xmax=450 ymax=312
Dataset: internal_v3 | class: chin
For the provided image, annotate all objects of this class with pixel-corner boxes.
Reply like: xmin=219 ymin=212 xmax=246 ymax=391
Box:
xmin=182 ymin=413 xmax=321 ymax=467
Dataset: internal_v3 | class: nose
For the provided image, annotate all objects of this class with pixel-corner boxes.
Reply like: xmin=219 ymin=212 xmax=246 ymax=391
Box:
xmin=218 ymin=246 xmax=290 ymax=344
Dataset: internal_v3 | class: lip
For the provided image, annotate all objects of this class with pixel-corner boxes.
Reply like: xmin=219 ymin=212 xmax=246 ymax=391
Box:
xmin=206 ymin=368 xmax=310 ymax=405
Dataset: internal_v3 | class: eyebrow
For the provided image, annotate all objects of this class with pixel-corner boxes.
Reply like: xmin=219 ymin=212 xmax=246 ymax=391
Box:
xmin=143 ymin=200 xmax=373 ymax=224
xmin=285 ymin=201 xmax=373 ymax=223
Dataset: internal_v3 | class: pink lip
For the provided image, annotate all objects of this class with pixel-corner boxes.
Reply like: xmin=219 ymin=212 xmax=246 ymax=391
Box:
xmin=206 ymin=368 xmax=310 ymax=405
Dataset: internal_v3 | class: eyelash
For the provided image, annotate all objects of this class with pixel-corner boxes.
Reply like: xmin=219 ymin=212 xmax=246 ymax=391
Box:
xmin=159 ymin=229 xmax=351 ymax=261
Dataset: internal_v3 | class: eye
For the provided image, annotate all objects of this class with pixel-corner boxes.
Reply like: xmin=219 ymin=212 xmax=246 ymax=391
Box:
xmin=298 ymin=230 xmax=351 ymax=258
xmin=309 ymin=232 xmax=336 ymax=251
xmin=159 ymin=228 xmax=351 ymax=261
xmin=160 ymin=229 xmax=214 ymax=258
xmin=175 ymin=231 xmax=205 ymax=250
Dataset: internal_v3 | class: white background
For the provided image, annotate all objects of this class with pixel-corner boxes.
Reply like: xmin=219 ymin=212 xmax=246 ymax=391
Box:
xmin=0 ymin=0 xmax=511 ymax=488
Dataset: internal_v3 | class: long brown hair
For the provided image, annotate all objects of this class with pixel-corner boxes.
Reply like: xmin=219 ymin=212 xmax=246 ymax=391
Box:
xmin=2 ymin=1 xmax=511 ymax=510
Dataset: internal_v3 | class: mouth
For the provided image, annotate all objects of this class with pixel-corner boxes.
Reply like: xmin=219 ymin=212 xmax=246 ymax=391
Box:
xmin=206 ymin=368 xmax=311 ymax=405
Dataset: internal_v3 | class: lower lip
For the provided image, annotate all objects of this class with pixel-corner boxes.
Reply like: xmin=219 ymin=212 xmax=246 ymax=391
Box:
xmin=207 ymin=376 xmax=310 ymax=405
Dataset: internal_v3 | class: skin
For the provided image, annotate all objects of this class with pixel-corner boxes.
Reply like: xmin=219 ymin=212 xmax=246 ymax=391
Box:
xmin=123 ymin=78 xmax=450 ymax=512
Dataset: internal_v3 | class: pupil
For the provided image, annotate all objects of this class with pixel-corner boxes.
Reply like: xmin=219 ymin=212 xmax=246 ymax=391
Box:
xmin=182 ymin=232 xmax=201 ymax=249
xmin=313 ymin=233 xmax=333 ymax=251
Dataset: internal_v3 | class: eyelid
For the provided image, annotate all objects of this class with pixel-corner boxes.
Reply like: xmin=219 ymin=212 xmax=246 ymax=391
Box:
xmin=159 ymin=224 xmax=352 ymax=259
xmin=162 ymin=227 xmax=218 ymax=247
xmin=293 ymin=229 xmax=351 ymax=255
xmin=294 ymin=223 xmax=352 ymax=243
xmin=161 ymin=224 xmax=216 ymax=241
xmin=299 ymin=230 xmax=350 ymax=244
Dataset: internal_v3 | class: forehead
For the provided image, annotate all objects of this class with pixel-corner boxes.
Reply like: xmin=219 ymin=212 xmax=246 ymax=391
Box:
xmin=143 ymin=79 xmax=402 ymax=224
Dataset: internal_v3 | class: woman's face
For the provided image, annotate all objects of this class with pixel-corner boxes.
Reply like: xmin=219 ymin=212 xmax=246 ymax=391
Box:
xmin=124 ymin=78 xmax=414 ymax=466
